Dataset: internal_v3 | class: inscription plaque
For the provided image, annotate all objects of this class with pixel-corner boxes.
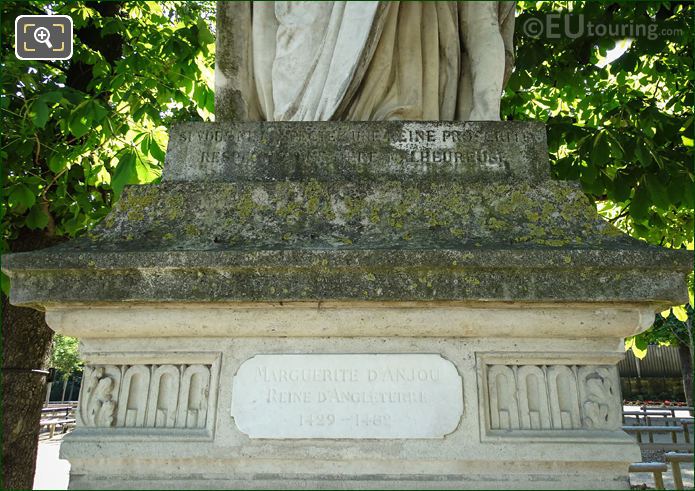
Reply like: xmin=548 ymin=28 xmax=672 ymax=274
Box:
xmin=230 ymin=354 xmax=463 ymax=439
xmin=164 ymin=121 xmax=548 ymax=183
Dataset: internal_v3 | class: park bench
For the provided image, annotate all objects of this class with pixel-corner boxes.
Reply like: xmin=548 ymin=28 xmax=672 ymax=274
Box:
xmin=621 ymin=425 xmax=691 ymax=451
xmin=623 ymin=410 xmax=650 ymax=424
xmin=41 ymin=405 xmax=73 ymax=418
xmin=623 ymin=410 xmax=675 ymax=424
xmin=665 ymin=452 xmax=694 ymax=490
xmin=628 ymin=462 xmax=668 ymax=490
xmin=643 ymin=417 xmax=694 ymax=443
xmin=640 ymin=406 xmax=695 ymax=418
xmin=40 ymin=417 xmax=76 ymax=438
xmin=624 ymin=407 xmax=694 ymax=422
xmin=622 ymin=414 xmax=694 ymax=443
xmin=40 ymin=404 xmax=77 ymax=438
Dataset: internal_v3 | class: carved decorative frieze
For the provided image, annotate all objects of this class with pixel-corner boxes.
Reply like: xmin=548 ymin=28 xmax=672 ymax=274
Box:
xmin=78 ymin=364 xmax=213 ymax=429
xmin=484 ymin=363 xmax=621 ymax=432
xmin=80 ymin=365 xmax=120 ymax=427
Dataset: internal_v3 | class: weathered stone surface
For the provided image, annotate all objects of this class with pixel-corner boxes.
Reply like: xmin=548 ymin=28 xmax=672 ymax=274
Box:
xmin=61 ymin=335 xmax=641 ymax=490
xmin=3 ymin=122 xmax=690 ymax=308
xmin=7 ymin=121 xmax=679 ymax=490
xmin=230 ymin=354 xmax=463 ymax=439
xmin=5 ymin=247 xmax=690 ymax=307
xmin=44 ymin=304 xmax=657 ymax=340
xmin=482 ymin=362 xmax=621 ymax=432
xmin=54 ymin=180 xmax=626 ymax=250
xmin=78 ymin=360 xmax=218 ymax=431
xmin=164 ymin=121 xmax=549 ymax=183
xmin=214 ymin=2 xmax=258 ymax=122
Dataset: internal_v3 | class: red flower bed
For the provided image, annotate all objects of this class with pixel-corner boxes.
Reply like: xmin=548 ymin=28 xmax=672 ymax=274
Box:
xmin=624 ymin=399 xmax=689 ymax=407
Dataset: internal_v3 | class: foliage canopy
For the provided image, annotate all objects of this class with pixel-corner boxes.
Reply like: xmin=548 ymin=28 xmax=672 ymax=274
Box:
xmin=49 ymin=334 xmax=82 ymax=381
xmin=2 ymin=1 xmax=214 ymax=279
xmin=507 ymin=1 xmax=693 ymax=249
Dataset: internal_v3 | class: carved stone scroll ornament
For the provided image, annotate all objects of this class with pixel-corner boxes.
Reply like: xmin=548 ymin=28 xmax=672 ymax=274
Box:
xmin=578 ymin=366 xmax=621 ymax=430
xmin=79 ymin=365 xmax=121 ymax=427
xmin=78 ymin=363 xmax=212 ymax=429
xmin=485 ymin=364 xmax=621 ymax=432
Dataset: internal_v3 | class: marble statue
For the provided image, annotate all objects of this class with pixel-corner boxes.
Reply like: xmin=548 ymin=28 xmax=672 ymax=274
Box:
xmin=216 ymin=1 xmax=515 ymax=122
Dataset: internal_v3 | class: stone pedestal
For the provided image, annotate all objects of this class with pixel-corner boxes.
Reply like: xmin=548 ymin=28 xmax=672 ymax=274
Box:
xmin=4 ymin=122 xmax=690 ymax=489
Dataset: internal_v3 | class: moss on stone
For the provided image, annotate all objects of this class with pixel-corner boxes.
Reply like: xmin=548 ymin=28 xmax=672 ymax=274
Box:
xmin=164 ymin=194 xmax=186 ymax=221
xmin=184 ymin=224 xmax=201 ymax=237
xmin=127 ymin=210 xmax=145 ymax=221
xmin=235 ymin=191 xmax=256 ymax=219
xmin=77 ymin=176 xmax=637 ymax=255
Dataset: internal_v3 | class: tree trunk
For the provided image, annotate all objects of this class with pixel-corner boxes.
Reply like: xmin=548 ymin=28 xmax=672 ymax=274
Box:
xmin=678 ymin=344 xmax=693 ymax=409
xmin=1 ymin=296 xmax=54 ymax=489
xmin=2 ymin=3 xmax=125 ymax=487
xmin=1 ymin=232 xmax=63 ymax=489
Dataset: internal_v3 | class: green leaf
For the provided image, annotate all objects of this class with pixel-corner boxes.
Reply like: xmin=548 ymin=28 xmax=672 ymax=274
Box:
xmin=88 ymin=100 xmax=108 ymax=123
xmin=611 ymin=173 xmax=633 ymax=203
xmin=25 ymin=204 xmax=49 ymax=230
xmin=134 ymin=156 xmax=161 ymax=183
xmin=608 ymin=138 xmax=624 ymax=159
xmin=683 ymin=184 xmax=694 ymax=209
xmin=581 ymin=162 xmax=597 ymax=183
xmin=629 ymin=335 xmax=649 ymax=359
xmin=591 ymin=133 xmax=611 ymax=165
xmin=196 ymin=18 xmax=215 ymax=45
xmin=68 ymin=100 xmax=105 ymax=138
xmin=68 ymin=112 xmax=90 ymax=138
xmin=29 ymin=100 xmax=50 ymax=129
xmin=93 ymin=60 xmax=111 ymax=78
xmin=111 ymin=150 xmax=138 ymax=197
xmin=111 ymin=150 xmax=161 ymax=196
xmin=40 ymin=91 xmax=63 ymax=104
xmin=625 ymin=337 xmax=634 ymax=351
xmin=630 ymin=184 xmax=650 ymax=222
xmin=50 ymin=334 xmax=83 ymax=379
xmin=8 ymin=184 xmax=36 ymax=211
xmin=634 ymin=142 xmax=652 ymax=167
xmin=667 ymin=179 xmax=684 ymax=207
xmin=672 ymin=305 xmax=688 ymax=322
xmin=48 ymin=153 xmax=68 ymax=173
xmin=645 ymin=175 xmax=670 ymax=209
xmin=149 ymin=138 xmax=165 ymax=161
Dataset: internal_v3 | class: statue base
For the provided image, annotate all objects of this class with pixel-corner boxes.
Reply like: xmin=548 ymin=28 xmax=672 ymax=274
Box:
xmin=4 ymin=122 xmax=689 ymax=489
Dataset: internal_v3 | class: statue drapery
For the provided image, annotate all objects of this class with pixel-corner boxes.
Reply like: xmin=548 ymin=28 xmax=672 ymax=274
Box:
xmin=215 ymin=1 xmax=515 ymax=122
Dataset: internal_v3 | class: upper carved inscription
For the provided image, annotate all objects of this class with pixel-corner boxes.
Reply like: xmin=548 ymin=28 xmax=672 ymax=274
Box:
xmin=177 ymin=126 xmax=541 ymax=146
xmin=230 ymin=354 xmax=463 ymax=439
xmin=168 ymin=123 xmax=545 ymax=180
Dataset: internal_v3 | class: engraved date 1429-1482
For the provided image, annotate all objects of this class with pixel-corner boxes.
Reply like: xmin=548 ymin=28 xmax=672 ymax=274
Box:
xmin=299 ymin=413 xmax=391 ymax=427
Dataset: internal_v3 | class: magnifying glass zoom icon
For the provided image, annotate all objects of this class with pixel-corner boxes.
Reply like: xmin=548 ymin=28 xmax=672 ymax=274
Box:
xmin=34 ymin=27 xmax=53 ymax=48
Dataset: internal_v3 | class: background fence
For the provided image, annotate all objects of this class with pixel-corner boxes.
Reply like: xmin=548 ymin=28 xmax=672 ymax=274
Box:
xmin=618 ymin=345 xmax=682 ymax=378
xmin=619 ymin=345 xmax=685 ymax=401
